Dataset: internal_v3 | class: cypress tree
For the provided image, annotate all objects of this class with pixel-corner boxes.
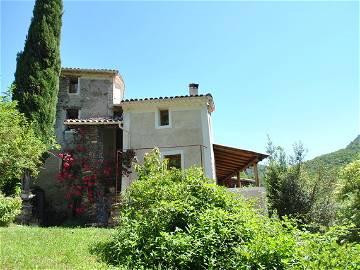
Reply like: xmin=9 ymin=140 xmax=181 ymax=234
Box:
xmin=13 ymin=0 xmax=63 ymax=147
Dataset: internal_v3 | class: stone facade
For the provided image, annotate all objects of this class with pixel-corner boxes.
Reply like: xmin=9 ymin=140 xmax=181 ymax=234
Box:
xmin=34 ymin=69 xmax=124 ymax=225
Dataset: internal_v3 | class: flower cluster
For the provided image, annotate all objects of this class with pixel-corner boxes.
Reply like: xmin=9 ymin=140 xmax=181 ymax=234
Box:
xmin=57 ymin=128 xmax=104 ymax=216
xmin=57 ymin=127 xmax=135 ymax=217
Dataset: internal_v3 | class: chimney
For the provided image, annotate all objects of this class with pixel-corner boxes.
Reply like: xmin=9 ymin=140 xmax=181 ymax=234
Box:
xmin=189 ymin=83 xmax=199 ymax=96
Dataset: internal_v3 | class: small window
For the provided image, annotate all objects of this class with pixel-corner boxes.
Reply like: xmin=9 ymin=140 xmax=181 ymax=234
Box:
xmin=164 ymin=154 xmax=181 ymax=169
xmin=66 ymin=109 xmax=79 ymax=119
xmin=68 ymin=77 xmax=79 ymax=94
xmin=113 ymin=110 xmax=123 ymax=120
xmin=159 ymin=109 xmax=169 ymax=126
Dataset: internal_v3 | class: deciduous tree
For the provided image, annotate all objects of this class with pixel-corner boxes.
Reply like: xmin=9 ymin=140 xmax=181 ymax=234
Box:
xmin=0 ymin=99 xmax=46 ymax=195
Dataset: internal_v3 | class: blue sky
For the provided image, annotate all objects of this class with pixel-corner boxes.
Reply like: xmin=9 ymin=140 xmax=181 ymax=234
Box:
xmin=1 ymin=1 xmax=359 ymax=159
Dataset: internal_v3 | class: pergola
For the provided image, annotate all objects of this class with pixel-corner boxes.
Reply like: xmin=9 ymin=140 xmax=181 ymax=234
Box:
xmin=213 ymin=144 xmax=269 ymax=187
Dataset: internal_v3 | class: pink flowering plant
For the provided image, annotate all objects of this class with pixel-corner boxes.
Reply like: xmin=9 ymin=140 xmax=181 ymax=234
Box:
xmin=57 ymin=127 xmax=135 ymax=218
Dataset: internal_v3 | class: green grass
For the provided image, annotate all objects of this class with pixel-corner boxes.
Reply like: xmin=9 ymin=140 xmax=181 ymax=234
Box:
xmin=0 ymin=225 xmax=116 ymax=269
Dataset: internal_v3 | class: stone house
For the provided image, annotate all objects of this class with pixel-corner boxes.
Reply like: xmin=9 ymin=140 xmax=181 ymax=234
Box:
xmin=34 ymin=67 xmax=267 ymax=225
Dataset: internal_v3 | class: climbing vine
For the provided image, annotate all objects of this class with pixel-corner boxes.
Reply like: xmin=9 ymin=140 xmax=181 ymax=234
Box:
xmin=57 ymin=127 xmax=135 ymax=218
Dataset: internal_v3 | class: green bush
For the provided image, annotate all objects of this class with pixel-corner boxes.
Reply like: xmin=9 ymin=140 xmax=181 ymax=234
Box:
xmin=291 ymin=226 xmax=360 ymax=269
xmin=93 ymin=149 xmax=359 ymax=269
xmin=265 ymin=139 xmax=337 ymax=228
xmin=337 ymin=159 xmax=360 ymax=240
xmin=0 ymin=99 xmax=47 ymax=195
xmin=0 ymin=193 xmax=21 ymax=226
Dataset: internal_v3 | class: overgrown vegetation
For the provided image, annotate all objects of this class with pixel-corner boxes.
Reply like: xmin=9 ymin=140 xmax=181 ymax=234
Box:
xmin=0 ymin=99 xmax=46 ymax=196
xmin=56 ymin=126 xmax=135 ymax=224
xmin=264 ymin=139 xmax=337 ymax=228
xmin=264 ymin=136 xmax=360 ymax=243
xmin=92 ymin=149 xmax=359 ymax=269
xmin=12 ymin=0 xmax=63 ymax=147
xmin=337 ymin=159 xmax=360 ymax=240
xmin=0 ymin=226 xmax=115 ymax=269
xmin=0 ymin=194 xmax=21 ymax=227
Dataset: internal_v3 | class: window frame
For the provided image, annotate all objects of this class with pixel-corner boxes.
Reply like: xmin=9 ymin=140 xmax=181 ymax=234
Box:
xmin=161 ymin=150 xmax=184 ymax=169
xmin=68 ymin=77 xmax=80 ymax=95
xmin=66 ymin=108 xmax=80 ymax=120
xmin=155 ymin=108 xmax=172 ymax=129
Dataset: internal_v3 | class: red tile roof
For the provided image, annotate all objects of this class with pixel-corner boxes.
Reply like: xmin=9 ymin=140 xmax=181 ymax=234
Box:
xmin=64 ymin=118 xmax=122 ymax=126
xmin=61 ymin=67 xmax=119 ymax=75
xmin=121 ymin=93 xmax=212 ymax=103
xmin=121 ymin=93 xmax=215 ymax=112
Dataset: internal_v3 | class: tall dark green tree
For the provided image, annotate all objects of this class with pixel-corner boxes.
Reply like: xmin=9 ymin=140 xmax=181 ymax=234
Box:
xmin=13 ymin=0 xmax=62 ymax=147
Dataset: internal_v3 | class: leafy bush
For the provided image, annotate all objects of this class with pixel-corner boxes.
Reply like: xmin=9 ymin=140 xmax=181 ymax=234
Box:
xmin=337 ymin=159 xmax=360 ymax=240
xmin=265 ymin=139 xmax=337 ymax=228
xmin=0 ymin=99 xmax=46 ymax=195
xmin=291 ymin=226 xmax=360 ymax=269
xmin=0 ymin=193 xmax=21 ymax=226
xmin=265 ymin=141 xmax=311 ymax=220
xmin=93 ymin=149 xmax=359 ymax=269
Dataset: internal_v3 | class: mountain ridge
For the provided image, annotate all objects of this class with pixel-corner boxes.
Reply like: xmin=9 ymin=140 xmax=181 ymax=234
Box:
xmin=304 ymin=135 xmax=360 ymax=173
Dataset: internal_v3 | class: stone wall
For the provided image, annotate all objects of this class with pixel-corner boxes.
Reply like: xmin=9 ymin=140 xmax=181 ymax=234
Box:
xmin=33 ymin=72 xmax=120 ymax=225
xmin=229 ymin=187 xmax=268 ymax=212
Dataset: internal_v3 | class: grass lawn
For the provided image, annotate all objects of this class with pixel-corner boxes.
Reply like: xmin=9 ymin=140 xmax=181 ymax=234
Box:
xmin=0 ymin=225 xmax=116 ymax=269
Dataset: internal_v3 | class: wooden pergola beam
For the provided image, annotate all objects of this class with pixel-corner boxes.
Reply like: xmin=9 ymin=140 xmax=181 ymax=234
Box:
xmin=213 ymin=144 xmax=269 ymax=185
xmin=221 ymin=156 xmax=259 ymax=182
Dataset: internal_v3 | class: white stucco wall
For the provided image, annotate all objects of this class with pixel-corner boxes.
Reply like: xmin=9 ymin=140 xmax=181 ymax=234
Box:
xmin=121 ymin=99 xmax=215 ymax=190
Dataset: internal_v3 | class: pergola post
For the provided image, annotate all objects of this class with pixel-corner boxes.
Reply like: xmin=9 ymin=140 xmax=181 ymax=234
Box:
xmin=236 ymin=171 xmax=241 ymax=188
xmin=253 ymin=163 xmax=259 ymax=187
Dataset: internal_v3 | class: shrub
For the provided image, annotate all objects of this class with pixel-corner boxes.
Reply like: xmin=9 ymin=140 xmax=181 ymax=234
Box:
xmin=0 ymin=193 xmax=21 ymax=226
xmin=93 ymin=149 xmax=359 ymax=269
xmin=337 ymin=159 xmax=360 ymax=240
xmin=292 ymin=226 xmax=360 ymax=269
xmin=265 ymin=139 xmax=337 ymax=228
xmin=0 ymin=99 xmax=47 ymax=195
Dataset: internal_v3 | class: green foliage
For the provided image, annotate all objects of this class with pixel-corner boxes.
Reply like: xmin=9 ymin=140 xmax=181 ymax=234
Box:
xmin=0 ymin=100 xmax=47 ymax=195
xmin=265 ymin=140 xmax=311 ymax=221
xmin=337 ymin=159 xmax=360 ymax=238
xmin=291 ymin=226 xmax=360 ymax=269
xmin=265 ymin=139 xmax=337 ymax=228
xmin=0 ymin=193 xmax=21 ymax=226
xmin=93 ymin=149 xmax=359 ymax=269
xmin=12 ymin=0 xmax=62 ymax=147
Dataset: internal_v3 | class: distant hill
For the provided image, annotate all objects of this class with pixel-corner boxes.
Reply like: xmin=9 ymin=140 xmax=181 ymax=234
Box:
xmin=304 ymin=135 xmax=360 ymax=173
xmin=242 ymin=135 xmax=359 ymax=184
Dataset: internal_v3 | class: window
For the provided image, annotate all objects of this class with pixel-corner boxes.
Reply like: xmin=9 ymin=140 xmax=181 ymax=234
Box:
xmin=68 ymin=77 xmax=79 ymax=94
xmin=113 ymin=110 xmax=123 ymax=120
xmin=66 ymin=109 xmax=79 ymax=119
xmin=155 ymin=108 xmax=171 ymax=129
xmin=164 ymin=154 xmax=182 ymax=169
xmin=159 ymin=109 xmax=169 ymax=126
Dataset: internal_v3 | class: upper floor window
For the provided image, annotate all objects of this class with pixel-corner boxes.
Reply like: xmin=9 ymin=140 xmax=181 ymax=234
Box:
xmin=159 ymin=109 xmax=169 ymax=126
xmin=66 ymin=109 xmax=79 ymax=119
xmin=68 ymin=77 xmax=79 ymax=94
xmin=155 ymin=108 xmax=171 ymax=129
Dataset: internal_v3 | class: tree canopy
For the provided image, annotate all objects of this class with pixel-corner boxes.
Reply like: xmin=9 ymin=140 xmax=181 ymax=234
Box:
xmin=12 ymin=0 xmax=63 ymax=147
